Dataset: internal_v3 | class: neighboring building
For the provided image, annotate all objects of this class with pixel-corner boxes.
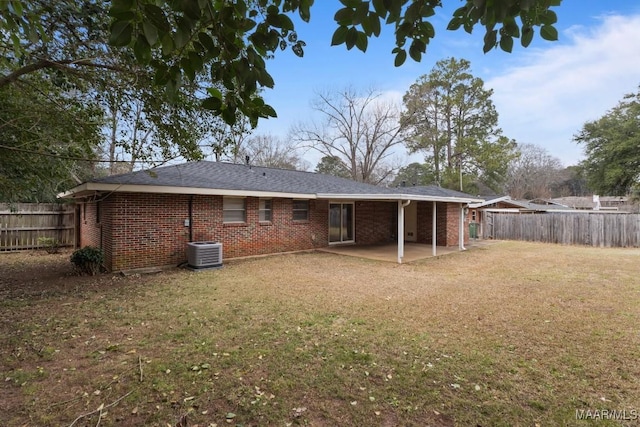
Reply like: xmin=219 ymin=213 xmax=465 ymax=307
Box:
xmin=59 ymin=162 xmax=481 ymax=272
xmin=468 ymin=196 xmax=577 ymax=239
xmin=551 ymin=196 xmax=630 ymax=211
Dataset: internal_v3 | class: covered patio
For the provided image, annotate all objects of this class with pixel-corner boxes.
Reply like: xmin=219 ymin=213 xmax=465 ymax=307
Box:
xmin=319 ymin=240 xmax=495 ymax=263
xmin=320 ymin=191 xmax=483 ymax=264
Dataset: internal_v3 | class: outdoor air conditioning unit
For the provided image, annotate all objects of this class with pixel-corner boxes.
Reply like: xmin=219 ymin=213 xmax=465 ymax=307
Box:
xmin=187 ymin=241 xmax=223 ymax=269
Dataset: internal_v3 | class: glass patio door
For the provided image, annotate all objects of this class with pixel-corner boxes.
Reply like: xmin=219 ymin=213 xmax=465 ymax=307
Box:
xmin=329 ymin=203 xmax=354 ymax=243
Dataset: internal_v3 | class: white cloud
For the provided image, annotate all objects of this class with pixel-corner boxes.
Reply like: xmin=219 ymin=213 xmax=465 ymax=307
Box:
xmin=487 ymin=14 xmax=640 ymax=166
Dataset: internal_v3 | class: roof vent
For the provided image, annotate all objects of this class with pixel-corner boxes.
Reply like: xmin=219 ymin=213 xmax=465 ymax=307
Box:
xmin=187 ymin=241 xmax=222 ymax=270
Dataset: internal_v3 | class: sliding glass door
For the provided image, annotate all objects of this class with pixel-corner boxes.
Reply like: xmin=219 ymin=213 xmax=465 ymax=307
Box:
xmin=329 ymin=203 xmax=354 ymax=243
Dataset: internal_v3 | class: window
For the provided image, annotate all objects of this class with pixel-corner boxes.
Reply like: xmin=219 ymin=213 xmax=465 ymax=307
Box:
xmin=259 ymin=199 xmax=272 ymax=222
xmin=96 ymin=201 xmax=101 ymax=224
xmin=292 ymin=200 xmax=309 ymax=221
xmin=223 ymin=197 xmax=246 ymax=223
xmin=471 ymin=210 xmax=477 ymax=221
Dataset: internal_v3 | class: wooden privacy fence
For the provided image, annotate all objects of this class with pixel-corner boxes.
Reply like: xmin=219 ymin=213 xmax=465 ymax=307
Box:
xmin=0 ymin=203 xmax=76 ymax=251
xmin=484 ymin=212 xmax=640 ymax=247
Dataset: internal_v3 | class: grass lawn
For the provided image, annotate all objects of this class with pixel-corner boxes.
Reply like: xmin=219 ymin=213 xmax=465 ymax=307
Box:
xmin=1 ymin=241 xmax=640 ymax=426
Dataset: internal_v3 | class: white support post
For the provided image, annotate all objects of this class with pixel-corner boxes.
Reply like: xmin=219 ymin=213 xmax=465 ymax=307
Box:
xmin=432 ymin=201 xmax=437 ymax=256
xmin=459 ymin=204 xmax=466 ymax=251
xmin=397 ymin=200 xmax=404 ymax=264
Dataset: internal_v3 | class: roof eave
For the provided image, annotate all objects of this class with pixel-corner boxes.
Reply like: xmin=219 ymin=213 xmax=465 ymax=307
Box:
xmin=58 ymin=184 xmax=481 ymax=204
xmin=468 ymin=195 xmax=512 ymax=208
xmin=58 ymin=183 xmax=316 ymax=200
xmin=317 ymin=193 xmax=482 ymax=204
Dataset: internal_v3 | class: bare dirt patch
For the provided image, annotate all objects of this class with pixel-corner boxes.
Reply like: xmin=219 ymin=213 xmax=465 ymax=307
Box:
xmin=0 ymin=250 xmax=156 ymax=299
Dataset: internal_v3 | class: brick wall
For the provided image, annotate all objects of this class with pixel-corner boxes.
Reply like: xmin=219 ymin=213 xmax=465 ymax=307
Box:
xmin=416 ymin=201 xmax=434 ymax=244
xmin=195 ymin=197 xmax=329 ymax=259
xmin=440 ymin=203 xmax=470 ymax=246
xmin=108 ymin=193 xmax=190 ymax=271
xmin=79 ymin=199 xmax=117 ymax=270
xmin=80 ymin=193 xmax=329 ymax=271
xmin=80 ymin=201 xmax=101 ymax=248
xmin=355 ymin=201 xmax=397 ymax=244
xmin=416 ymin=202 xmax=469 ymax=246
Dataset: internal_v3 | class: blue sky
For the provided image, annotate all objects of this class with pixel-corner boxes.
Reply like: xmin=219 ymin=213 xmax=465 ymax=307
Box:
xmin=250 ymin=1 xmax=640 ymax=169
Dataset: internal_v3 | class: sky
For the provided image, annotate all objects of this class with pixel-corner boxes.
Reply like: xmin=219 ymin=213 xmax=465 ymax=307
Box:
xmin=250 ymin=0 xmax=640 ymax=169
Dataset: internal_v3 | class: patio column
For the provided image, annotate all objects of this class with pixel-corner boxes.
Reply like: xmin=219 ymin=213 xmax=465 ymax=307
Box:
xmin=397 ymin=200 xmax=410 ymax=264
xmin=459 ymin=204 xmax=466 ymax=251
xmin=432 ymin=201 xmax=437 ymax=256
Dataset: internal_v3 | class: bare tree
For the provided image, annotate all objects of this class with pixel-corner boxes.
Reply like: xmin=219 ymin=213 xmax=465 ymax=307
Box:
xmin=505 ymin=143 xmax=564 ymax=199
xmin=238 ymin=134 xmax=307 ymax=170
xmin=291 ymin=86 xmax=406 ymax=184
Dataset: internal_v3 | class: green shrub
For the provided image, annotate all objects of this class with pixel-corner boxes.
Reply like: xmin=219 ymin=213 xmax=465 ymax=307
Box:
xmin=38 ymin=237 xmax=61 ymax=254
xmin=70 ymin=246 xmax=104 ymax=276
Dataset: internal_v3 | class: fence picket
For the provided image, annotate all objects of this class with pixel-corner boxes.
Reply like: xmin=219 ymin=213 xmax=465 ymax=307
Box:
xmin=484 ymin=212 xmax=640 ymax=247
xmin=0 ymin=203 xmax=75 ymax=251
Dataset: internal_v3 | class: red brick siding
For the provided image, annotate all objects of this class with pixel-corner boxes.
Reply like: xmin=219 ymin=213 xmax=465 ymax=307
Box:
xmin=80 ymin=193 xmax=329 ymax=271
xmin=80 ymin=202 xmax=100 ymax=248
xmin=201 ymin=197 xmax=329 ymax=259
xmin=100 ymin=199 xmax=114 ymax=271
xmin=440 ymin=203 xmax=470 ymax=246
xmin=416 ymin=201 xmax=434 ymax=244
xmin=109 ymin=193 xmax=190 ymax=271
xmin=79 ymin=200 xmax=116 ymax=270
xmin=416 ymin=202 xmax=469 ymax=246
xmin=355 ymin=201 xmax=397 ymax=244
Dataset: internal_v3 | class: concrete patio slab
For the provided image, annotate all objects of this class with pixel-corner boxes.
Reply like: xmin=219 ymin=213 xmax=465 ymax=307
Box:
xmin=319 ymin=240 xmax=498 ymax=263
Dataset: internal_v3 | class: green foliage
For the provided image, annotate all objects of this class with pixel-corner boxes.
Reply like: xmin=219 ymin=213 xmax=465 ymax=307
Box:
xmin=0 ymin=0 xmax=563 ymax=164
xmin=70 ymin=246 xmax=104 ymax=276
xmin=117 ymin=0 xmax=558 ymax=125
xmin=0 ymin=75 xmax=102 ymax=202
xmin=0 ymin=0 xmax=216 ymax=192
xmin=391 ymin=162 xmax=435 ymax=187
xmin=315 ymin=155 xmax=351 ymax=179
xmin=337 ymin=0 xmax=560 ymax=64
xmin=402 ymin=58 xmax=516 ymax=192
xmin=575 ymin=86 xmax=640 ymax=195
xmin=104 ymin=0 xmax=303 ymax=127
xmin=98 ymin=62 xmax=211 ymax=171
xmin=552 ymin=166 xmax=590 ymax=197
xmin=38 ymin=237 xmax=61 ymax=254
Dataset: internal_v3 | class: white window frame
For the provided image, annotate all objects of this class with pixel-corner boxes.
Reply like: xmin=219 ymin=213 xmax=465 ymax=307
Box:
xmin=259 ymin=198 xmax=272 ymax=222
xmin=223 ymin=197 xmax=246 ymax=223
xmin=292 ymin=199 xmax=309 ymax=221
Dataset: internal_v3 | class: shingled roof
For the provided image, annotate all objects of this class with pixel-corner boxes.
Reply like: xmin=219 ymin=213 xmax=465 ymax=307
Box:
xmin=60 ymin=161 xmax=481 ymax=203
xmin=395 ymin=185 xmax=479 ymax=200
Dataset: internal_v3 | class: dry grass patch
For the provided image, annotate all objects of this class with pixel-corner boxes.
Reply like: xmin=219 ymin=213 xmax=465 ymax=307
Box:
xmin=1 ymin=241 xmax=639 ymax=426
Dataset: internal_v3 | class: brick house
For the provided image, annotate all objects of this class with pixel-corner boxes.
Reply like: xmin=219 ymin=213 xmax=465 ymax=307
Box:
xmin=60 ymin=161 xmax=480 ymax=272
